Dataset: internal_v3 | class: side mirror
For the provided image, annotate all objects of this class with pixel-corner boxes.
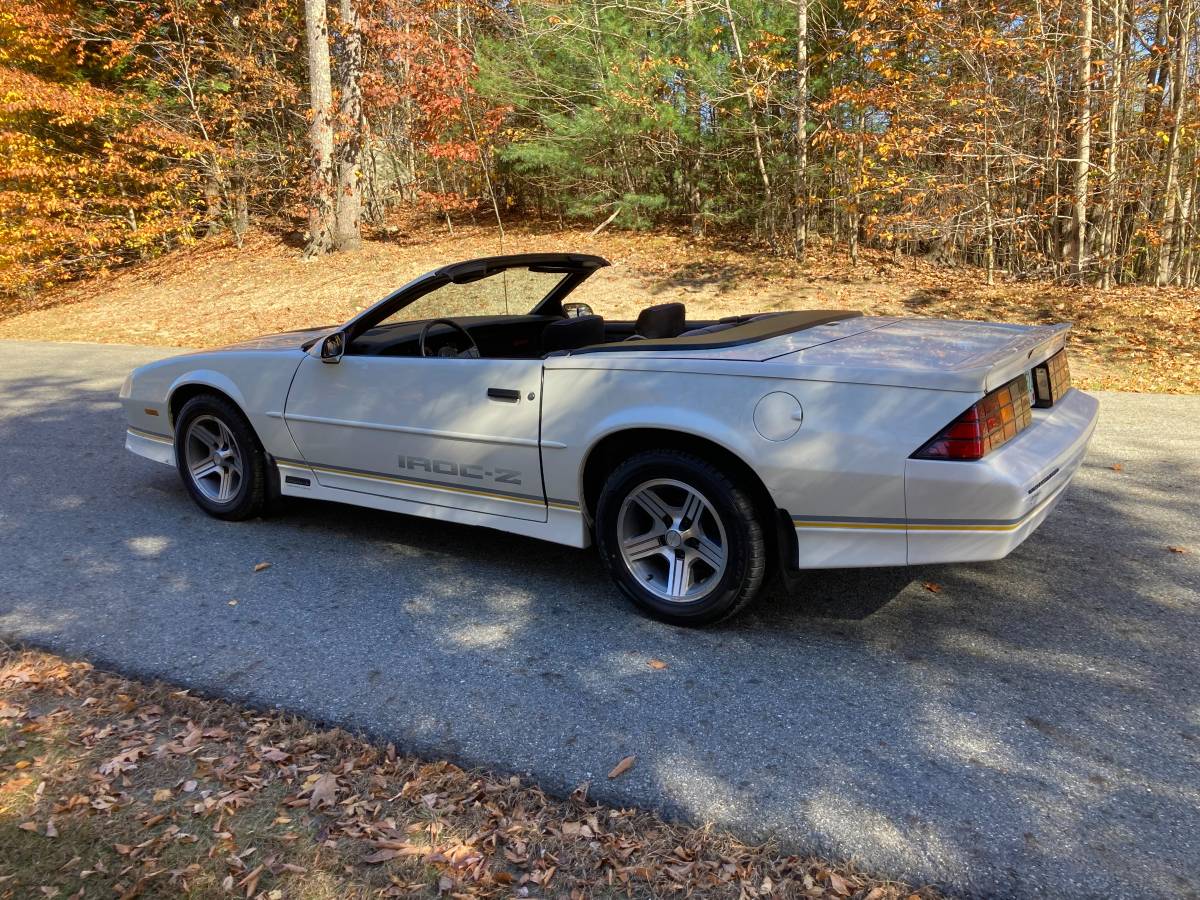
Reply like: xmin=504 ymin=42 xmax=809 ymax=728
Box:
xmin=562 ymin=301 xmax=594 ymax=319
xmin=320 ymin=331 xmax=346 ymax=364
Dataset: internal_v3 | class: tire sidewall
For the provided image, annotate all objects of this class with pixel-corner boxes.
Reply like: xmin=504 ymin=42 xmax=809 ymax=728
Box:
xmin=595 ymin=451 xmax=763 ymax=626
xmin=174 ymin=395 xmax=265 ymax=520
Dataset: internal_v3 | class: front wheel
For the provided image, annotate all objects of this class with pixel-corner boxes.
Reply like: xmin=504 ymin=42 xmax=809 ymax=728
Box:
xmin=174 ymin=394 xmax=267 ymax=521
xmin=595 ymin=450 xmax=768 ymax=626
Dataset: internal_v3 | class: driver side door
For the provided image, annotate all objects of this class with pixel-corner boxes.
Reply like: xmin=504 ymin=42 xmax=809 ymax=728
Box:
xmin=283 ymin=354 xmax=547 ymax=521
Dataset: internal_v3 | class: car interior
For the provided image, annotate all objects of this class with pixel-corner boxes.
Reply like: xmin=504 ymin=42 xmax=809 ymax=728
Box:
xmin=346 ymin=304 xmax=790 ymax=360
xmin=343 ymin=260 xmax=859 ymax=360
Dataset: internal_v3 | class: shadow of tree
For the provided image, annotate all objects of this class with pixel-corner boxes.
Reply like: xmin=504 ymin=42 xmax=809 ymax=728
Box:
xmin=1 ymin=342 xmax=1198 ymax=900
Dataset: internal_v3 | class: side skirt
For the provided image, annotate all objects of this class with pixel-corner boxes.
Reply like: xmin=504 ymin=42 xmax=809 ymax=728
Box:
xmin=276 ymin=460 xmax=591 ymax=549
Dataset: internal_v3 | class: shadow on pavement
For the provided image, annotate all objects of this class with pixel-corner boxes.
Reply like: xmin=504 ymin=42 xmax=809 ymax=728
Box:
xmin=1 ymin=350 xmax=1198 ymax=900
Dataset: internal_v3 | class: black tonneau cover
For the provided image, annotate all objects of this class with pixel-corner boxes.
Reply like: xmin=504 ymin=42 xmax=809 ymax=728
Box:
xmin=573 ymin=310 xmax=863 ymax=354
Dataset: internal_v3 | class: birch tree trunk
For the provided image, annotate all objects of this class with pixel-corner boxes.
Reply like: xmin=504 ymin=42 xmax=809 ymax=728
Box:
xmin=303 ymin=0 xmax=335 ymax=259
xmin=1099 ymin=0 xmax=1126 ymax=288
xmin=1154 ymin=0 xmax=1194 ymax=285
xmin=334 ymin=0 xmax=365 ymax=252
xmin=792 ymin=0 xmax=808 ymax=261
xmin=1070 ymin=0 xmax=1093 ymax=280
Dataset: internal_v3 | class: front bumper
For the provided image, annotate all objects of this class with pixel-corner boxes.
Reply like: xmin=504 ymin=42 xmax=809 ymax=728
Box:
xmin=126 ymin=427 xmax=175 ymax=467
xmin=903 ymin=387 xmax=1099 ymax=564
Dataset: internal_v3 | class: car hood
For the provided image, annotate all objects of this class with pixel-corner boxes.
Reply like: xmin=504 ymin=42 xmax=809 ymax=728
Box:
xmin=215 ymin=325 xmax=339 ymax=352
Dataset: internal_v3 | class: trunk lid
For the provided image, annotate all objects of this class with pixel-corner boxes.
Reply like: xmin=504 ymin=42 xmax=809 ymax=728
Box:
xmin=769 ymin=317 xmax=1071 ymax=393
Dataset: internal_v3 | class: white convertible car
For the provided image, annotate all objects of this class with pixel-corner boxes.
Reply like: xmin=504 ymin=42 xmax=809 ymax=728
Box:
xmin=122 ymin=253 xmax=1099 ymax=624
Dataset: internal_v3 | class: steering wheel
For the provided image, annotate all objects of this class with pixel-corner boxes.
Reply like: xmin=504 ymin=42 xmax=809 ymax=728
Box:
xmin=419 ymin=318 xmax=480 ymax=359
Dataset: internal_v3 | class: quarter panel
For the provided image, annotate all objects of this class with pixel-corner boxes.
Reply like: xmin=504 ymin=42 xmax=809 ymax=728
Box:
xmin=540 ymin=366 xmax=976 ymax=567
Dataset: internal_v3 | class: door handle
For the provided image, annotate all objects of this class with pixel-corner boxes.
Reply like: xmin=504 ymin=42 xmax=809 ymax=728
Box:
xmin=487 ymin=388 xmax=520 ymax=402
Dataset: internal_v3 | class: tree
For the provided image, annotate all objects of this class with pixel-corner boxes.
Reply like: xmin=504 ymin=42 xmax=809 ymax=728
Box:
xmin=303 ymin=0 xmax=336 ymax=259
xmin=1071 ymin=0 xmax=1093 ymax=280
xmin=333 ymin=0 xmax=365 ymax=251
xmin=792 ymin=0 xmax=808 ymax=261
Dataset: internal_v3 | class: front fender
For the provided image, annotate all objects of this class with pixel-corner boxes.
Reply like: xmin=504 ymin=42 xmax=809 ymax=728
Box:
xmin=167 ymin=369 xmax=250 ymax=425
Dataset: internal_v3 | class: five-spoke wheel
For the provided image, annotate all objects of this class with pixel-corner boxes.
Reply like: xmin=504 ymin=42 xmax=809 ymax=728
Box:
xmin=617 ymin=479 xmax=728 ymax=603
xmin=596 ymin=450 xmax=768 ymax=625
xmin=183 ymin=414 xmax=243 ymax=504
xmin=174 ymin=394 xmax=267 ymax=520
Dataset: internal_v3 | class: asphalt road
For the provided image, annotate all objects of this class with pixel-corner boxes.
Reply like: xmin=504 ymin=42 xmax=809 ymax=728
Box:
xmin=1 ymin=340 xmax=1198 ymax=899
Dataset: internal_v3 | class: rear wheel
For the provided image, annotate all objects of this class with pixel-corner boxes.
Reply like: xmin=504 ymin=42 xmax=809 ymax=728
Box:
xmin=174 ymin=394 xmax=267 ymax=521
xmin=595 ymin=450 xmax=768 ymax=626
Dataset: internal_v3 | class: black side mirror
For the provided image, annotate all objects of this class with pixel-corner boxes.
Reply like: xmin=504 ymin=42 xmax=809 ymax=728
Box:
xmin=320 ymin=332 xmax=345 ymax=364
xmin=562 ymin=301 xmax=594 ymax=319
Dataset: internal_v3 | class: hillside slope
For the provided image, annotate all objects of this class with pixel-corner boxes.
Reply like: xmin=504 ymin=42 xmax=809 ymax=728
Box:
xmin=2 ymin=224 xmax=1196 ymax=392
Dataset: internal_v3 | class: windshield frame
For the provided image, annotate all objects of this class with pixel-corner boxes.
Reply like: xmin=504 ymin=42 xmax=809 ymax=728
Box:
xmin=338 ymin=253 xmax=609 ymax=344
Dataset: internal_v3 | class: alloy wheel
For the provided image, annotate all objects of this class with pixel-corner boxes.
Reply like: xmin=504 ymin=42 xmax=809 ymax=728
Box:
xmin=617 ymin=478 xmax=729 ymax=603
xmin=183 ymin=414 xmax=243 ymax=504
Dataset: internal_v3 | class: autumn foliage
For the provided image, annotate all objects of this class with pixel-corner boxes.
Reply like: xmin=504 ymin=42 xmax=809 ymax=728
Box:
xmin=2 ymin=0 xmax=1199 ymax=299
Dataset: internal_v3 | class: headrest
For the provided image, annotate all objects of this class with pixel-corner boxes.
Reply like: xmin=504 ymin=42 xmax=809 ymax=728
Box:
xmin=541 ymin=314 xmax=605 ymax=354
xmin=635 ymin=302 xmax=686 ymax=339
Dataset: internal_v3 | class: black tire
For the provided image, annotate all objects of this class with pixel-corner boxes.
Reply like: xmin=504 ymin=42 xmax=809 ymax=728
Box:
xmin=595 ymin=449 xmax=768 ymax=626
xmin=174 ymin=394 xmax=268 ymax=521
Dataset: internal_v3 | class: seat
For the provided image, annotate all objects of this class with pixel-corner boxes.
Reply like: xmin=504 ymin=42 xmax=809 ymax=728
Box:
xmin=634 ymin=302 xmax=686 ymax=339
xmin=541 ymin=314 xmax=605 ymax=355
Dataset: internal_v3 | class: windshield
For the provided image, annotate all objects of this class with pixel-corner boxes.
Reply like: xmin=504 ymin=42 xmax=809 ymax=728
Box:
xmin=376 ymin=267 xmax=569 ymax=326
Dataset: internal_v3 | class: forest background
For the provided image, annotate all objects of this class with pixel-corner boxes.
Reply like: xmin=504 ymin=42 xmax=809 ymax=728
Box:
xmin=3 ymin=0 xmax=1199 ymax=300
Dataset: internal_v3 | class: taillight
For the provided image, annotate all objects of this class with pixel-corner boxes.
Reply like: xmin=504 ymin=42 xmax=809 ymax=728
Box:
xmin=1032 ymin=349 xmax=1071 ymax=408
xmin=912 ymin=375 xmax=1033 ymax=461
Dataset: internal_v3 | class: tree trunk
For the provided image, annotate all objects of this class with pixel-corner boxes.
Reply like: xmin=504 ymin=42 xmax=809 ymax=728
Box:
xmin=1100 ymin=0 xmax=1126 ymax=288
xmin=792 ymin=0 xmax=808 ymax=261
xmin=232 ymin=176 xmax=249 ymax=247
xmin=303 ymin=0 xmax=336 ymax=259
xmin=1154 ymin=0 xmax=1193 ymax=285
xmin=722 ymin=0 xmax=775 ymax=244
xmin=684 ymin=0 xmax=703 ymax=238
xmin=1070 ymin=0 xmax=1093 ymax=280
xmin=334 ymin=0 xmax=365 ymax=252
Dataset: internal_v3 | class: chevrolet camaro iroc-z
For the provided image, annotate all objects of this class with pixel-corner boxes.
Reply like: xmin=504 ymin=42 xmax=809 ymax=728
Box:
xmin=121 ymin=253 xmax=1099 ymax=624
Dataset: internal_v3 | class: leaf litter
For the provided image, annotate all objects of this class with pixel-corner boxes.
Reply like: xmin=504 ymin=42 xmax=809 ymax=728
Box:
xmin=0 ymin=644 xmax=943 ymax=898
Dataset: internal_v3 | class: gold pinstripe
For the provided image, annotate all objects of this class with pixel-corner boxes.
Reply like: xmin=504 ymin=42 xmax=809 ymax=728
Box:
xmin=277 ymin=459 xmax=581 ymax=510
xmin=793 ymin=490 xmax=1059 ymax=534
xmin=792 ymin=519 xmax=1025 ymax=533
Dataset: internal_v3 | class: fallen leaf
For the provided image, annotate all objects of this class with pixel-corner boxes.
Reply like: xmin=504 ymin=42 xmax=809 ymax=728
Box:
xmin=828 ymin=871 xmax=851 ymax=896
xmin=363 ymin=849 xmax=399 ymax=864
xmin=647 ymin=659 xmax=668 ymax=670
xmin=923 ymin=581 xmax=943 ymax=593
xmin=608 ymin=755 xmax=636 ymax=779
xmin=182 ymin=780 xmax=197 ymax=793
xmin=18 ymin=821 xmax=38 ymax=832
xmin=253 ymin=562 xmax=271 ymax=572
xmin=0 ymin=704 xmax=22 ymax=718
xmin=1168 ymin=546 xmax=1188 ymax=554
xmin=1110 ymin=463 xmax=1124 ymax=472
xmin=153 ymin=788 xmax=172 ymax=802
xmin=308 ymin=772 xmax=339 ymax=809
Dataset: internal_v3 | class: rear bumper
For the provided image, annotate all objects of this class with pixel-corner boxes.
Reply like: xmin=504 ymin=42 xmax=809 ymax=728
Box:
xmin=903 ymin=387 xmax=1099 ymax=564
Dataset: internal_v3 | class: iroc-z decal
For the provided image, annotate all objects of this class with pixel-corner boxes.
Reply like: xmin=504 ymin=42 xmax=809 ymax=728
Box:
xmin=398 ymin=455 xmax=522 ymax=485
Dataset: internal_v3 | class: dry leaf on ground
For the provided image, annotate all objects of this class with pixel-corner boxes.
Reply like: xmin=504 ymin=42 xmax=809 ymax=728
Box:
xmin=608 ymin=755 xmax=637 ymax=779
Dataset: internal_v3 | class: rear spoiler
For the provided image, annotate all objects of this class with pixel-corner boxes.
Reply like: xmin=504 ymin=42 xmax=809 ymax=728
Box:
xmin=962 ymin=323 xmax=1071 ymax=392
